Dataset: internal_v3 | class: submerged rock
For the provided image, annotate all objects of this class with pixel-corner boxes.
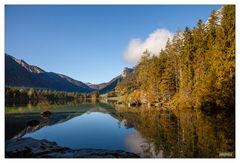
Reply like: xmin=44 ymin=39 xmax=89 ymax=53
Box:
xmin=41 ymin=111 xmax=52 ymax=117
xmin=27 ymin=120 xmax=40 ymax=127
xmin=6 ymin=138 xmax=140 ymax=158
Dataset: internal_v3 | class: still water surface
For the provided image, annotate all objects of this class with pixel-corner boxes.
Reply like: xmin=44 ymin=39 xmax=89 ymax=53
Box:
xmin=5 ymin=102 xmax=235 ymax=158
xmin=24 ymin=112 xmax=143 ymax=152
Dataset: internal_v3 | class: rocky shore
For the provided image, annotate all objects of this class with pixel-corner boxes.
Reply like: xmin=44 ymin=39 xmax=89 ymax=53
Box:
xmin=6 ymin=137 xmax=139 ymax=158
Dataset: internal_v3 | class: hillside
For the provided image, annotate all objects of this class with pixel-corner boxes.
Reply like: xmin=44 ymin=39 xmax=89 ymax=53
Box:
xmin=5 ymin=54 xmax=94 ymax=93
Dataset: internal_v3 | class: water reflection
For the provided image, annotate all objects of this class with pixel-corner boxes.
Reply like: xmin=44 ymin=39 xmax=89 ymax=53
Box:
xmin=23 ymin=112 xmax=138 ymax=151
xmin=124 ymin=132 xmax=163 ymax=158
xmin=115 ymin=106 xmax=235 ymax=158
xmin=5 ymin=102 xmax=235 ymax=158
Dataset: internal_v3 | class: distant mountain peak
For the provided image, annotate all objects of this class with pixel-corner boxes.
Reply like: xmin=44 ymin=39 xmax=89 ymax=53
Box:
xmin=8 ymin=55 xmax=45 ymax=74
xmin=121 ymin=67 xmax=133 ymax=78
xmin=86 ymin=82 xmax=108 ymax=91
xmin=85 ymin=67 xmax=134 ymax=93
xmin=86 ymin=82 xmax=92 ymax=86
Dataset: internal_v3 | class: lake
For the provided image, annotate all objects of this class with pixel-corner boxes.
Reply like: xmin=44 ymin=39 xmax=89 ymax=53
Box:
xmin=5 ymin=101 xmax=235 ymax=158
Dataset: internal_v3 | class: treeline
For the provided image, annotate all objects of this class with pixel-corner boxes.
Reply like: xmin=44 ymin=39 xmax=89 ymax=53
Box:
xmin=116 ymin=5 xmax=235 ymax=111
xmin=5 ymin=87 xmax=99 ymax=105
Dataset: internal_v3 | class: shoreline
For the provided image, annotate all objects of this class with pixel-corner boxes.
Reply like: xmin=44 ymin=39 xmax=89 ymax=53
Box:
xmin=6 ymin=137 xmax=140 ymax=158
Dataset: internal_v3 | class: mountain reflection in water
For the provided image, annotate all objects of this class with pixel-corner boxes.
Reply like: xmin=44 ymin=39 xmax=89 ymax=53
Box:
xmin=5 ymin=102 xmax=235 ymax=158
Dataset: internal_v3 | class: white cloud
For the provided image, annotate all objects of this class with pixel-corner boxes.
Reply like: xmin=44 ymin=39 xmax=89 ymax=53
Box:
xmin=124 ymin=28 xmax=174 ymax=65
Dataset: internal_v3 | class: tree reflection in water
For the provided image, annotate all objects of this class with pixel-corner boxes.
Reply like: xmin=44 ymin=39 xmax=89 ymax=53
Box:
xmin=5 ymin=102 xmax=234 ymax=158
xmin=115 ymin=105 xmax=235 ymax=158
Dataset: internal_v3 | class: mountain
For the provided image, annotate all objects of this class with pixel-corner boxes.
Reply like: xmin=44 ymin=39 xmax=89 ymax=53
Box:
xmin=86 ymin=82 xmax=108 ymax=90
xmin=12 ymin=56 xmax=45 ymax=74
xmin=85 ymin=67 xmax=134 ymax=94
xmin=121 ymin=67 xmax=133 ymax=78
xmin=5 ymin=54 xmax=134 ymax=94
xmin=98 ymin=67 xmax=133 ymax=94
xmin=5 ymin=54 xmax=94 ymax=93
xmin=98 ymin=75 xmax=122 ymax=94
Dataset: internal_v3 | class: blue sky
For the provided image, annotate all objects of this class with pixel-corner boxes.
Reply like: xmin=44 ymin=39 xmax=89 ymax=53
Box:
xmin=5 ymin=5 xmax=221 ymax=84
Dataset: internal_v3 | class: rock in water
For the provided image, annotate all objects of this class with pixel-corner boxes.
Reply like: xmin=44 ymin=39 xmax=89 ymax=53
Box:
xmin=41 ymin=111 xmax=52 ymax=117
xmin=5 ymin=137 xmax=69 ymax=158
xmin=27 ymin=120 xmax=40 ymax=127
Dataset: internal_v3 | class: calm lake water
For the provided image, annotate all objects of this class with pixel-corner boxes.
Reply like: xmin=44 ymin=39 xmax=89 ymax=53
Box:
xmin=5 ymin=101 xmax=235 ymax=158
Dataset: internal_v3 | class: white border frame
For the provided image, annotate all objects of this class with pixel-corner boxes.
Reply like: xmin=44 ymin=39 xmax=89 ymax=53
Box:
xmin=0 ymin=1 xmax=238 ymax=163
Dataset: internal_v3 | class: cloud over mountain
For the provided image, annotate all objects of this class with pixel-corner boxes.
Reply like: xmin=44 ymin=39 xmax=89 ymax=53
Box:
xmin=124 ymin=28 xmax=173 ymax=65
